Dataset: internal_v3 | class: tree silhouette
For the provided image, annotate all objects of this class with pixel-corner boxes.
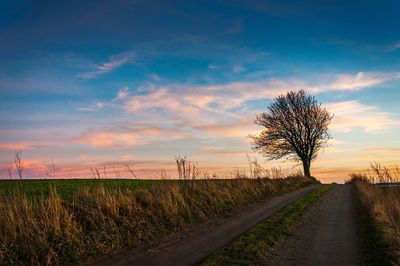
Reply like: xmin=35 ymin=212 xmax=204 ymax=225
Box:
xmin=251 ymin=90 xmax=333 ymax=178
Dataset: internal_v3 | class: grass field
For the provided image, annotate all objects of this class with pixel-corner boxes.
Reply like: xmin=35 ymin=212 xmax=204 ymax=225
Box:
xmin=202 ymin=185 xmax=333 ymax=265
xmin=0 ymin=175 xmax=316 ymax=265
xmin=0 ymin=179 xmax=161 ymax=199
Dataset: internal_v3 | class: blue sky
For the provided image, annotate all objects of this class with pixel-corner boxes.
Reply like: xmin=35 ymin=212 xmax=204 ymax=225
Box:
xmin=1 ymin=0 xmax=399 ymax=182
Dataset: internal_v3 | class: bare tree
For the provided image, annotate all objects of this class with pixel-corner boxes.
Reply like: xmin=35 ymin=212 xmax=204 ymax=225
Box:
xmin=14 ymin=150 xmax=24 ymax=179
xmin=251 ymin=90 xmax=333 ymax=178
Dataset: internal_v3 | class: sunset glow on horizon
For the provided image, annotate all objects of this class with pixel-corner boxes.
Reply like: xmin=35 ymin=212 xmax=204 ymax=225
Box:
xmin=1 ymin=1 xmax=399 ymax=183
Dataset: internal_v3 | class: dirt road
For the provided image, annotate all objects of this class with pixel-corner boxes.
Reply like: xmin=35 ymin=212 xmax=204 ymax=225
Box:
xmin=273 ymin=185 xmax=361 ymax=266
xmin=97 ymin=185 xmax=319 ymax=266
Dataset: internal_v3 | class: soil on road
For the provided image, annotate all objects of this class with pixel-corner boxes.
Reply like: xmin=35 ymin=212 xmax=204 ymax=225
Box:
xmin=96 ymin=185 xmax=320 ymax=266
xmin=272 ymin=184 xmax=361 ymax=266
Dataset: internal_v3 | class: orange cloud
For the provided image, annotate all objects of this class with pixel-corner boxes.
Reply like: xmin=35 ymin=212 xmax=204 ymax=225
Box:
xmin=70 ymin=127 xmax=187 ymax=148
xmin=193 ymin=119 xmax=261 ymax=138
xmin=0 ymin=143 xmax=34 ymax=151
xmin=198 ymin=146 xmax=224 ymax=151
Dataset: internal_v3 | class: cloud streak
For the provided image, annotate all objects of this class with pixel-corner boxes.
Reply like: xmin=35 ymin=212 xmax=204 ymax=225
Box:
xmin=79 ymin=51 xmax=135 ymax=78
xmin=312 ymin=72 xmax=400 ymax=92
xmin=70 ymin=127 xmax=187 ymax=148
xmin=77 ymin=101 xmax=104 ymax=112
xmin=0 ymin=143 xmax=34 ymax=151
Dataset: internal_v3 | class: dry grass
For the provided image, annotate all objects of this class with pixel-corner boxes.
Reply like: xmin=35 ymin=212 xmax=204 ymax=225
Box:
xmin=0 ymin=173 xmax=314 ymax=265
xmin=349 ymin=166 xmax=400 ymax=265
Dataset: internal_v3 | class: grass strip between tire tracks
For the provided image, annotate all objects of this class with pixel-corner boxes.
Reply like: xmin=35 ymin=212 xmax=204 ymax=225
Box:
xmin=202 ymin=184 xmax=334 ymax=265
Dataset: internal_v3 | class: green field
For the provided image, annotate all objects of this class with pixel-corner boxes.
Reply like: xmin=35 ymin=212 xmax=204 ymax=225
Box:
xmin=0 ymin=179 xmax=161 ymax=199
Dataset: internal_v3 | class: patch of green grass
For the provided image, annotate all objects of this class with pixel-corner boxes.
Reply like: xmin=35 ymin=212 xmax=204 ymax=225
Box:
xmin=202 ymin=185 xmax=334 ymax=265
xmin=0 ymin=179 xmax=160 ymax=199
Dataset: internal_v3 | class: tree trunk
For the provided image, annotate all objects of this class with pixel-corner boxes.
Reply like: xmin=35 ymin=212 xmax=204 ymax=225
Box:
xmin=302 ymin=160 xmax=311 ymax=178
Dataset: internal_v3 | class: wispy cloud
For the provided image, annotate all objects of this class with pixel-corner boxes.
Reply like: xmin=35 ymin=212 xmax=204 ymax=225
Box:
xmin=79 ymin=51 xmax=135 ymax=78
xmin=77 ymin=101 xmax=104 ymax=112
xmin=130 ymin=71 xmax=397 ymax=112
xmin=198 ymin=146 xmax=224 ymax=152
xmin=312 ymin=72 xmax=400 ymax=92
xmin=114 ymin=87 xmax=130 ymax=100
xmin=112 ymin=71 xmax=400 ymax=136
xmin=70 ymin=127 xmax=187 ymax=148
xmin=0 ymin=143 xmax=34 ymax=151
xmin=326 ymin=100 xmax=400 ymax=133
xmin=194 ymin=122 xmax=258 ymax=138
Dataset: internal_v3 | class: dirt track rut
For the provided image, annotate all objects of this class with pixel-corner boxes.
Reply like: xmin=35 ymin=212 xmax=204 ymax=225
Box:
xmin=97 ymin=185 xmax=320 ymax=266
xmin=273 ymin=185 xmax=361 ymax=266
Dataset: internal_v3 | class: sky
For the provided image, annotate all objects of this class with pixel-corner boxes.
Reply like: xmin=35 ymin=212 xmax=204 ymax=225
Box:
xmin=0 ymin=0 xmax=399 ymax=183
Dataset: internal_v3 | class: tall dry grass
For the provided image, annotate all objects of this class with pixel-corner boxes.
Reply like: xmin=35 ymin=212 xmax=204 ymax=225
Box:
xmin=348 ymin=162 xmax=400 ymax=184
xmin=349 ymin=166 xmax=400 ymax=264
xmin=0 ymin=174 xmax=314 ymax=265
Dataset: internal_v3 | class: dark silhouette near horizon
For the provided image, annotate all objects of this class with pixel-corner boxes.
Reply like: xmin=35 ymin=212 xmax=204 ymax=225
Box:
xmin=251 ymin=90 xmax=333 ymax=178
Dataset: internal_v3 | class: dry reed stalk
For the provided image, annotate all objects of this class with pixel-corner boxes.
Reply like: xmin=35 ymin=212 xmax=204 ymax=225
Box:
xmin=0 ymin=176 xmax=313 ymax=265
xmin=355 ymin=180 xmax=400 ymax=263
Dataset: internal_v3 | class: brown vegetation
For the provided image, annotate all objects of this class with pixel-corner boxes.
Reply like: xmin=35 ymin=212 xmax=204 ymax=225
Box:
xmin=0 ymin=167 xmax=315 ymax=265
xmin=349 ymin=165 xmax=400 ymax=265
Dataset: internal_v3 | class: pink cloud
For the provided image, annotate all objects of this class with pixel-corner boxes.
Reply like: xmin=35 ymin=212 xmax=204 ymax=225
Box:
xmin=0 ymin=143 xmax=34 ymax=151
xmin=0 ymin=159 xmax=178 ymax=179
xmin=70 ymin=127 xmax=187 ymax=148
xmin=0 ymin=159 xmax=47 ymax=179
xmin=194 ymin=122 xmax=259 ymax=138
xmin=198 ymin=146 xmax=224 ymax=151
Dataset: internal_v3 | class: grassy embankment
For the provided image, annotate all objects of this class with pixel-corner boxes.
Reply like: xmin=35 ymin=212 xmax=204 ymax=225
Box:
xmin=0 ymin=161 xmax=316 ymax=265
xmin=349 ymin=164 xmax=400 ymax=266
xmin=202 ymin=184 xmax=334 ymax=265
